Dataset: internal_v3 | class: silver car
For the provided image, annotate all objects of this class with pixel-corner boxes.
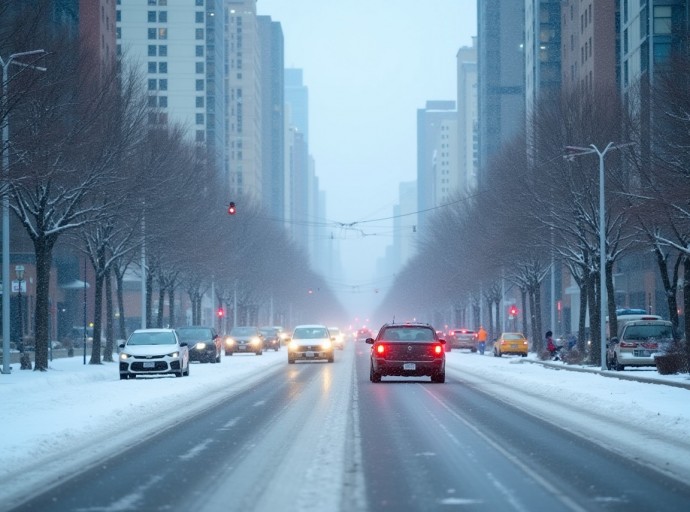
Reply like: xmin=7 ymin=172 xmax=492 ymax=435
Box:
xmin=287 ymin=324 xmax=334 ymax=363
xmin=119 ymin=328 xmax=190 ymax=379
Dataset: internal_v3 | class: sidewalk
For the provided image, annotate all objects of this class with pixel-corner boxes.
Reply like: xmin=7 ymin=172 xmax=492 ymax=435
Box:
xmin=520 ymin=358 xmax=690 ymax=390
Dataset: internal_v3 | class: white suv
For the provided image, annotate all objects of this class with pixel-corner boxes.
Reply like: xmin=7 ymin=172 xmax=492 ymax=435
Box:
xmin=606 ymin=320 xmax=674 ymax=371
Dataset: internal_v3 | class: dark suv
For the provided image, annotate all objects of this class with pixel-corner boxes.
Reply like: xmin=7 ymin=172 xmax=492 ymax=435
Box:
xmin=176 ymin=326 xmax=221 ymax=363
xmin=366 ymin=323 xmax=446 ymax=383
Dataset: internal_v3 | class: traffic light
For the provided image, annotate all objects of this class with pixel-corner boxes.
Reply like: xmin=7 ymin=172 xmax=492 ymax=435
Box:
xmin=227 ymin=202 xmax=236 ymax=215
xmin=217 ymin=307 xmax=225 ymax=318
xmin=509 ymin=305 xmax=518 ymax=317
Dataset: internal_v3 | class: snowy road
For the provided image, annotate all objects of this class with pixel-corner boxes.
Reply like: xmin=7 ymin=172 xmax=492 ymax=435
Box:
xmin=2 ymin=342 xmax=690 ymax=511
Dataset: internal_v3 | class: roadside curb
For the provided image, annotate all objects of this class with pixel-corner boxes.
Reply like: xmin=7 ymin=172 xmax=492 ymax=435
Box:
xmin=519 ymin=358 xmax=690 ymax=390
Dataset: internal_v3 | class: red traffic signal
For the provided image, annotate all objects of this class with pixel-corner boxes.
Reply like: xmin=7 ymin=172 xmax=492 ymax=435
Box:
xmin=227 ymin=202 xmax=236 ymax=215
xmin=509 ymin=305 xmax=518 ymax=316
xmin=217 ymin=308 xmax=225 ymax=317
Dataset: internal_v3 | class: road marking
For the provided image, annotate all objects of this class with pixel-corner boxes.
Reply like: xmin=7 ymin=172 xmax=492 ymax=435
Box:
xmin=179 ymin=438 xmax=213 ymax=461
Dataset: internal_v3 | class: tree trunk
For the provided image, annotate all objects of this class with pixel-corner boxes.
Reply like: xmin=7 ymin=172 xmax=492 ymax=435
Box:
xmin=653 ymin=247 xmax=681 ymax=334
xmin=103 ymin=267 xmax=115 ymax=362
xmin=578 ymin=271 xmax=589 ymax=353
xmin=684 ymin=257 xmax=690 ymax=371
xmin=32 ymin=239 xmax=54 ymax=371
xmin=168 ymin=287 xmax=175 ymax=327
xmin=606 ymin=259 xmax=617 ymax=342
xmin=89 ymin=268 xmax=104 ymax=365
xmin=114 ymin=267 xmax=127 ymax=340
xmin=520 ymin=288 xmax=528 ymax=336
xmin=533 ymin=285 xmax=543 ymax=353
xmin=157 ymin=277 xmax=165 ymax=327
xmin=529 ymin=288 xmax=538 ymax=350
xmin=589 ymin=272 xmax=601 ymax=365
xmin=145 ymin=271 xmax=153 ymax=328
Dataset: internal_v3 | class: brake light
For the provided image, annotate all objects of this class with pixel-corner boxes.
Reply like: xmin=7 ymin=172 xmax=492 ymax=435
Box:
xmin=434 ymin=344 xmax=443 ymax=355
xmin=376 ymin=344 xmax=385 ymax=355
xmin=642 ymin=342 xmax=658 ymax=349
xmin=620 ymin=341 xmax=637 ymax=348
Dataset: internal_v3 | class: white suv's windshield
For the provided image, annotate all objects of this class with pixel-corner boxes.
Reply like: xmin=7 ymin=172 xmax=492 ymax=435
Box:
xmin=293 ymin=327 xmax=328 ymax=339
xmin=127 ymin=332 xmax=176 ymax=346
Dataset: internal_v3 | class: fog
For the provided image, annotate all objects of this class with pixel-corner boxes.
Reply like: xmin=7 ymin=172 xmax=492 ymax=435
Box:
xmin=257 ymin=1 xmax=477 ymax=321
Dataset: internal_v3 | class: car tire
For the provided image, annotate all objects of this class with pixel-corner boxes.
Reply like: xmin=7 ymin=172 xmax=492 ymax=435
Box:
xmin=288 ymin=357 xmax=295 ymax=364
xmin=120 ymin=373 xmax=128 ymax=380
xmin=494 ymin=349 xmax=500 ymax=357
xmin=471 ymin=347 xmax=477 ymax=353
xmin=175 ymin=369 xmax=183 ymax=377
xmin=225 ymin=351 xmax=233 ymax=356
xmin=431 ymin=370 xmax=446 ymax=383
xmin=216 ymin=352 xmax=221 ymax=363
xmin=328 ymin=355 xmax=334 ymax=363
xmin=369 ymin=364 xmax=381 ymax=383
xmin=613 ymin=354 xmax=624 ymax=371
xmin=256 ymin=350 xmax=263 ymax=355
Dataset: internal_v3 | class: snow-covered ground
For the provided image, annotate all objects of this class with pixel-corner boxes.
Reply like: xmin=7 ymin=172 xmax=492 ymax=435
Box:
xmin=1 ymin=348 xmax=689 ymax=507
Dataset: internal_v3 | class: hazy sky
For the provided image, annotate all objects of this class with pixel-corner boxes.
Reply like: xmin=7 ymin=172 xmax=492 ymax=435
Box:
xmin=257 ymin=1 xmax=477 ymax=319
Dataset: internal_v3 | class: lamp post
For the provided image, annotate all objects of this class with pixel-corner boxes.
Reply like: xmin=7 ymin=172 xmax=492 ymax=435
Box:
xmin=564 ymin=142 xmax=632 ymax=370
xmin=1 ymin=50 xmax=46 ymax=375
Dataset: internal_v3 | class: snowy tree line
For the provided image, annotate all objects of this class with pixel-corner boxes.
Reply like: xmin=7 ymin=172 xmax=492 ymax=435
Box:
xmin=1 ymin=3 xmax=343 ymax=371
xmin=377 ymin=45 xmax=690 ymax=369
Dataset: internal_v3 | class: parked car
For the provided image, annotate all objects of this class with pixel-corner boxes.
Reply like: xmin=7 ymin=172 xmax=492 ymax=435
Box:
xmin=287 ymin=325 xmax=334 ymax=363
xmin=328 ymin=327 xmax=345 ymax=350
xmin=606 ymin=319 xmax=674 ymax=371
xmin=366 ymin=323 xmax=446 ymax=383
xmin=224 ymin=326 xmax=264 ymax=355
xmin=448 ymin=328 xmax=477 ymax=351
xmin=260 ymin=326 xmax=282 ymax=351
xmin=118 ymin=328 xmax=190 ymax=379
xmin=493 ymin=332 xmax=529 ymax=357
xmin=176 ymin=326 xmax=221 ymax=363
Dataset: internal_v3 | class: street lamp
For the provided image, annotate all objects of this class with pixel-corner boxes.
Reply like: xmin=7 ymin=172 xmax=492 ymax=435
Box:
xmin=15 ymin=264 xmax=24 ymax=354
xmin=1 ymin=49 xmax=46 ymax=375
xmin=564 ymin=142 xmax=632 ymax=370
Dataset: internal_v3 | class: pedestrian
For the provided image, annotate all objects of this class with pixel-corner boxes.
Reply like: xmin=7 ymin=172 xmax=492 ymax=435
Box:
xmin=545 ymin=330 xmax=560 ymax=360
xmin=477 ymin=325 xmax=487 ymax=355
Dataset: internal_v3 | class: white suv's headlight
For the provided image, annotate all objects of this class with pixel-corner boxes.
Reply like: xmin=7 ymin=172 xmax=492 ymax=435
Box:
xmin=168 ymin=351 xmax=180 ymax=358
xmin=120 ymin=353 xmax=131 ymax=360
xmin=322 ymin=340 xmax=332 ymax=350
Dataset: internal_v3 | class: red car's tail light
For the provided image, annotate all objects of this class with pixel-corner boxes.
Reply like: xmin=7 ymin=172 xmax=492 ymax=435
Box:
xmin=376 ymin=344 xmax=386 ymax=355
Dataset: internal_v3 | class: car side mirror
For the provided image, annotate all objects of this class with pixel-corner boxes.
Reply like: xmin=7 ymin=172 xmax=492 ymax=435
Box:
xmin=438 ymin=339 xmax=446 ymax=345
xmin=179 ymin=341 xmax=188 ymax=347
xmin=118 ymin=343 xmax=125 ymax=349
xmin=365 ymin=338 xmax=374 ymax=344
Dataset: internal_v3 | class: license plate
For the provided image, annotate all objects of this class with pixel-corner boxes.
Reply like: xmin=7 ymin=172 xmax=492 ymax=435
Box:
xmin=634 ymin=350 xmax=652 ymax=357
xmin=143 ymin=361 xmax=155 ymax=368
xmin=511 ymin=344 xmax=518 ymax=349
xmin=306 ymin=351 xmax=315 ymax=358
xmin=239 ymin=346 xmax=247 ymax=350
xmin=403 ymin=363 xmax=416 ymax=371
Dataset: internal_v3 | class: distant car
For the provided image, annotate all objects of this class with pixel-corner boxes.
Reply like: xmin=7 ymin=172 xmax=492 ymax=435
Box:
xmin=449 ymin=329 xmax=477 ymax=352
xmin=118 ymin=328 xmax=190 ymax=379
xmin=366 ymin=323 xmax=446 ymax=383
xmin=260 ymin=326 xmax=281 ymax=351
xmin=606 ymin=319 xmax=674 ymax=371
xmin=356 ymin=328 xmax=372 ymax=341
xmin=493 ymin=332 xmax=529 ymax=357
xmin=328 ymin=327 xmax=345 ymax=349
xmin=288 ymin=325 xmax=334 ymax=363
xmin=224 ymin=326 xmax=264 ymax=355
xmin=176 ymin=326 xmax=221 ymax=363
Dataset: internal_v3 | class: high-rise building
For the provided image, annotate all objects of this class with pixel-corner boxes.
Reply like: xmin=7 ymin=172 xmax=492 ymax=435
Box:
xmin=456 ymin=38 xmax=478 ymax=195
xmin=116 ymin=0 xmax=226 ymax=180
xmin=477 ymin=0 xmax=524 ymax=190
xmin=417 ymin=100 xmax=456 ymax=233
xmin=226 ymin=0 xmax=262 ymax=201
xmin=257 ymin=16 xmax=284 ymax=220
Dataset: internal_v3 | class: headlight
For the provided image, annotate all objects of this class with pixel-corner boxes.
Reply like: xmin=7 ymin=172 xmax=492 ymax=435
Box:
xmin=322 ymin=340 xmax=332 ymax=350
xmin=120 ymin=353 xmax=131 ymax=360
xmin=289 ymin=340 xmax=298 ymax=350
xmin=168 ymin=351 xmax=180 ymax=358
xmin=225 ymin=338 xmax=235 ymax=346
xmin=250 ymin=337 xmax=260 ymax=345
xmin=195 ymin=342 xmax=207 ymax=350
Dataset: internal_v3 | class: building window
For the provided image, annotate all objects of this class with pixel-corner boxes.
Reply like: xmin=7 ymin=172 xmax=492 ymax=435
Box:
xmin=196 ymin=96 xmax=204 ymax=108
xmin=116 ymin=27 xmax=121 ymax=40
xmin=159 ymin=96 xmax=167 ymax=108
xmin=196 ymin=79 xmax=204 ymax=91
xmin=148 ymin=96 xmax=157 ymax=107
xmin=116 ymin=10 xmax=121 ymax=22
xmin=159 ymin=45 xmax=167 ymax=56
xmin=148 ymin=79 xmax=156 ymax=91
xmin=148 ymin=45 xmax=156 ymax=56
xmin=159 ymin=62 xmax=167 ymax=73
xmin=196 ymin=0 xmax=204 ymax=6
xmin=159 ymin=11 xmax=167 ymax=23
xmin=148 ymin=28 xmax=156 ymax=39
xmin=196 ymin=62 xmax=204 ymax=73
xmin=148 ymin=0 xmax=156 ymax=5
xmin=159 ymin=79 xmax=167 ymax=90
xmin=196 ymin=28 xmax=204 ymax=40
xmin=148 ymin=11 xmax=156 ymax=23
xmin=158 ymin=28 xmax=167 ymax=39
xmin=196 ymin=130 xmax=205 ymax=142
xmin=196 ymin=45 xmax=204 ymax=57
xmin=196 ymin=12 xmax=204 ymax=23
xmin=148 ymin=62 xmax=157 ymax=73
xmin=654 ymin=6 xmax=672 ymax=35
xmin=196 ymin=113 xmax=204 ymax=125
